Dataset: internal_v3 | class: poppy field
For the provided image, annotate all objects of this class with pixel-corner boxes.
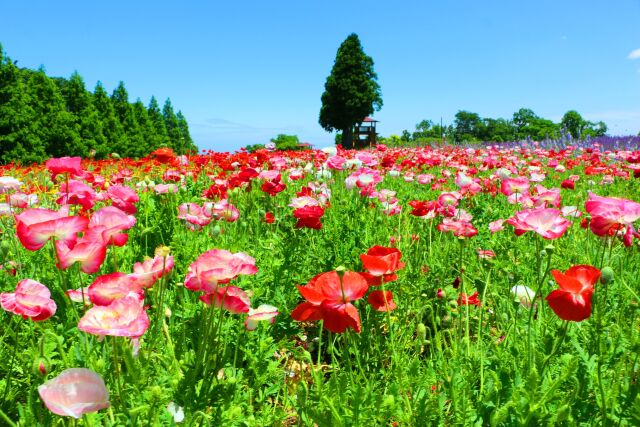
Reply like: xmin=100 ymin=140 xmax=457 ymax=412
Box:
xmin=1 ymin=141 xmax=640 ymax=426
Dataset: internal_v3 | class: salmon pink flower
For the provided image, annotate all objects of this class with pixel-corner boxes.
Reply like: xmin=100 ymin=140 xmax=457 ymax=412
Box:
xmin=57 ymin=180 xmax=97 ymax=210
xmin=16 ymin=207 xmax=88 ymax=251
xmin=107 ymin=185 xmax=139 ymax=215
xmin=78 ymin=294 xmax=149 ymax=338
xmin=88 ymin=206 xmax=136 ymax=247
xmin=88 ymin=273 xmax=144 ymax=306
xmin=245 ymin=304 xmax=279 ymax=330
xmin=1 ymin=279 xmax=57 ymax=321
xmin=437 ymin=218 xmax=478 ymax=238
xmin=130 ymin=255 xmax=174 ymax=289
xmin=45 ymin=157 xmax=83 ymax=179
xmin=291 ymin=271 xmax=368 ymax=333
xmin=367 ymin=290 xmax=397 ymax=312
xmin=55 ymin=238 xmax=107 ymax=274
xmin=38 ymin=368 xmax=109 ymax=419
xmin=506 ymin=207 xmax=570 ymax=239
xmin=199 ymin=286 xmax=251 ymax=313
xmin=546 ymin=265 xmax=601 ymax=321
xmin=184 ymin=249 xmax=258 ymax=293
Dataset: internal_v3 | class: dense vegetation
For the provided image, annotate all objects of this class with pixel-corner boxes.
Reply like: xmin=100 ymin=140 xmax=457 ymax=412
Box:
xmin=390 ymin=108 xmax=609 ymax=145
xmin=0 ymin=45 xmax=196 ymax=165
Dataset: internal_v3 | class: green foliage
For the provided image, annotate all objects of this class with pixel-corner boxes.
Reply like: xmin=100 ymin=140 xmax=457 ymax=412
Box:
xmin=0 ymin=46 xmax=196 ymax=164
xmin=561 ymin=110 xmax=607 ymax=139
xmin=271 ymin=134 xmax=304 ymax=151
xmin=319 ymin=33 xmax=382 ymax=149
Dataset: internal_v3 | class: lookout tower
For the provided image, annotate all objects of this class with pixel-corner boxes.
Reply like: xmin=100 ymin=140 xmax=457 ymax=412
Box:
xmin=354 ymin=117 xmax=378 ymax=149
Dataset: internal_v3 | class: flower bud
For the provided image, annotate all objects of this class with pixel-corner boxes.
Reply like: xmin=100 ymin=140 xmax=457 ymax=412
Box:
xmin=600 ymin=267 xmax=614 ymax=285
xmin=0 ymin=240 xmax=10 ymax=258
xmin=416 ymin=323 xmax=427 ymax=342
xmin=544 ymin=244 xmax=555 ymax=255
xmin=33 ymin=357 xmax=50 ymax=376
xmin=436 ymin=288 xmax=445 ymax=299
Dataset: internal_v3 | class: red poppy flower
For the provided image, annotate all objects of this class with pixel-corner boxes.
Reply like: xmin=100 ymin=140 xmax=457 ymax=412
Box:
xmin=360 ymin=245 xmax=405 ymax=285
xmin=367 ymin=290 xmax=397 ymax=312
xmin=457 ymin=291 xmax=481 ymax=307
xmin=291 ymin=271 xmax=368 ymax=333
xmin=263 ymin=212 xmax=276 ymax=224
xmin=293 ymin=205 xmax=324 ymax=230
xmin=546 ymin=265 xmax=600 ymax=322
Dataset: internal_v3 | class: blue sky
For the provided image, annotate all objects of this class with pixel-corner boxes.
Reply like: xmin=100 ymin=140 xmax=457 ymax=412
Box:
xmin=2 ymin=0 xmax=639 ymax=152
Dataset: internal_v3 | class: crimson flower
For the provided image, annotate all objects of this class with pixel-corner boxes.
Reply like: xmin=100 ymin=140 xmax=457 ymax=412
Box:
xmin=293 ymin=205 xmax=324 ymax=229
xmin=291 ymin=271 xmax=368 ymax=333
xmin=546 ymin=265 xmax=600 ymax=322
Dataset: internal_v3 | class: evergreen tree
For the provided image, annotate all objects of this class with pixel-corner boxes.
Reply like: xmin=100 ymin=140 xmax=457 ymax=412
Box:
xmin=94 ymin=81 xmax=127 ymax=157
xmin=147 ymin=96 xmax=170 ymax=149
xmin=26 ymin=68 xmax=82 ymax=158
xmin=319 ymin=33 xmax=382 ymax=149
xmin=176 ymin=111 xmax=196 ymax=153
xmin=0 ymin=47 xmax=44 ymax=164
xmin=162 ymin=98 xmax=182 ymax=152
xmin=61 ymin=72 xmax=107 ymax=156
xmin=132 ymin=99 xmax=156 ymax=156
xmin=111 ymin=81 xmax=145 ymax=157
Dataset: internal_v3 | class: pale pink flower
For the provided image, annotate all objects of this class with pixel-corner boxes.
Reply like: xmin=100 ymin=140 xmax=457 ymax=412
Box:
xmin=184 ymin=249 xmax=258 ymax=293
xmin=38 ymin=368 xmax=109 ymax=419
xmin=245 ymin=304 xmax=279 ymax=330
xmin=1 ymin=279 xmax=56 ymax=321
xmin=488 ymin=219 xmax=505 ymax=233
xmin=130 ymin=255 xmax=174 ymax=288
xmin=506 ymin=207 xmax=571 ymax=239
xmin=178 ymin=203 xmax=211 ymax=229
xmin=500 ymin=176 xmax=530 ymax=196
xmin=78 ymin=295 xmax=149 ymax=338
xmin=88 ymin=273 xmax=144 ymax=306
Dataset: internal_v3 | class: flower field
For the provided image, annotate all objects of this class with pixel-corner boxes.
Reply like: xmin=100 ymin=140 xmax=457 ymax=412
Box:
xmin=1 ymin=142 xmax=640 ymax=426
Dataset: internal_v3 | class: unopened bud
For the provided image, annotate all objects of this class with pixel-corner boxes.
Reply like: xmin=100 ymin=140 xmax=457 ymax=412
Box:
xmin=600 ymin=267 xmax=614 ymax=285
xmin=33 ymin=358 xmax=49 ymax=376
xmin=544 ymin=244 xmax=555 ymax=255
xmin=416 ymin=323 xmax=427 ymax=342
xmin=436 ymin=288 xmax=445 ymax=299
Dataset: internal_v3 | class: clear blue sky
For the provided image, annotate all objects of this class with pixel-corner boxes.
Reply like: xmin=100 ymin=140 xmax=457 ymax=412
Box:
xmin=2 ymin=0 xmax=639 ymax=151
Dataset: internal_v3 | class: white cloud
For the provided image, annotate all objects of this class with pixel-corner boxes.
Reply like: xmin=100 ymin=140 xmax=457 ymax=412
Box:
xmin=628 ymin=48 xmax=640 ymax=59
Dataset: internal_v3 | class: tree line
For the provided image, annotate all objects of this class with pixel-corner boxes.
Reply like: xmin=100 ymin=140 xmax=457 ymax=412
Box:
xmin=0 ymin=45 xmax=197 ymax=164
xmin=395 ymin=109 xmax=608 ymax=145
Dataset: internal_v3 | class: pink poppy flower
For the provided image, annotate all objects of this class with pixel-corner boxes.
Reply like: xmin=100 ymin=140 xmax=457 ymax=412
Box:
xmin=488 ymin=219 xmax=505 ymax=233
xmin=38 ymin=368 xmax=109 ymax=418
xmin=1 ymin=279 xmax=56 ymax=321
xmin=199 ymin=286 xmax=251 ymax=313
xmin=204 ymin=199 xmax=240 ymax=222
xmin=500 ymin=177 xmax=530 ymax=196
xmin=245 ymin=304 xmax=279 ymax=330
xmin=16 ymin=207 xmax=88 ymax=251
xmin=88 ymin=206 xmax=136 ymax=247
xmin=78 ymin=294 xmax=149 ymax=338
xmin=0 ymin=176 xmax=23 ymax=192
xmin=585 ymin=193 xmax=640 ymax=246
xmin=130 ymin=255 xmax=174 ymax=289
xmin=178 ymin=202 xmax=211 ymax=230
xmin=56 ymin=180 xmax=97 ymax=210
xmin=45 ymin=157 xmax=83 ymax=179
xmin=55 ymin=238 xmax=107 ymax=274
xmin=107 ymin=185 xmax=139 ymax=215
xmin=437 ymin=218 xmax=478 ymax=238
xmin=506 ymin=207 xmax=571 ymax=239
xmin=184 ymin=249 xmax=258 ymax=293
xmin=88 ymin=273 xmax=144 ymax=306
xmin=66 ymin=287 xmax=91 ymax=305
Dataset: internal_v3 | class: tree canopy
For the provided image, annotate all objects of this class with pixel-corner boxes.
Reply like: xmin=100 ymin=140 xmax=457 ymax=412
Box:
xmin=0 ymin=45 xmax=197 ymax=164
xmin=319 ymin=33 xmax=382 ymax=149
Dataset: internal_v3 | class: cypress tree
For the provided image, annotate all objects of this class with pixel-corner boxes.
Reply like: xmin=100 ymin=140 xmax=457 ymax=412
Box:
xmin=26 ymin=68 xmax=83 ymax=158
xmin=162 ymin=98 xmax=182 ymax=152
xmin=132 ymin=99 xmax=157 ymax=156
xmin=111 ymin=81 xmax=145 ymax=157
xmin=94 ymin=81 xmax=127 ymax=157
xmin=176 ymin=111 xmax=196 ymax=153
xmin=319 ymin=33 xmax=382 ymax=149
xmin=0 ymin=47 xmax=43 ymax=164
xmin=147 ymin=96 xmax=170 ymax=149
xmin=61 ymin=72 xmax=107 ymax=157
